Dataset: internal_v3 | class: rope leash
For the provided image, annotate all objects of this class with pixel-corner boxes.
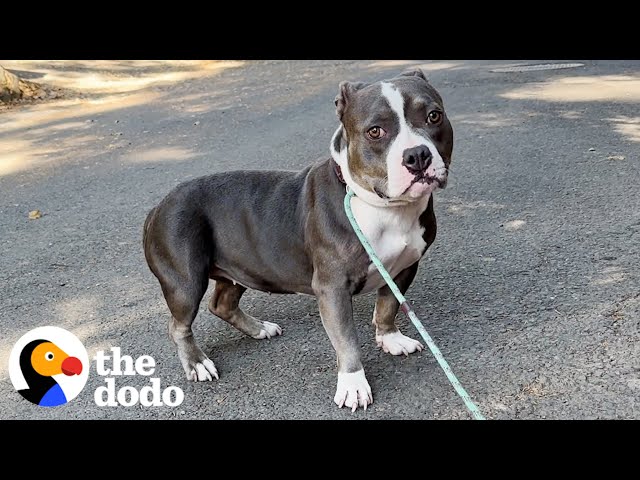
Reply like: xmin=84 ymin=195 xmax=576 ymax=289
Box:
xmin=344 ymin=187 xmax=485 ymax=420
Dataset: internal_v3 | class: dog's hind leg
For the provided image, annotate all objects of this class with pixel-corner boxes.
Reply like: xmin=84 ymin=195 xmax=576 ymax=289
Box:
xmin=372 ymin=262 xmax=424 ymax=356
xmin=145 ymin=210 xmax=219 ymax=382
xmin=208 ymin=279 xmax=282 ymax=339
xmin=161 ymin=266 xmax=220 ymax=381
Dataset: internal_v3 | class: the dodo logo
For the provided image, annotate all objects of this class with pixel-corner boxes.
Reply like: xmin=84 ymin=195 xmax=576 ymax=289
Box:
xmin=9 ymin=326 xmax=89 ymax=407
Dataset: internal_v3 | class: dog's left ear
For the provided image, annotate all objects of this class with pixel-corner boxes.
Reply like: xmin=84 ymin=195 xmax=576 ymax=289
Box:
xmin=398 ymin=69 xmax=429 ymax=83
xmin=335 ymin=81 xmax=368 ymax=121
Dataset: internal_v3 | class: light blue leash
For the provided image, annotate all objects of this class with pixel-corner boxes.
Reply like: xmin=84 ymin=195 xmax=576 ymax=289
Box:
xmin=344 ymin=187 xmax=486 ymax=420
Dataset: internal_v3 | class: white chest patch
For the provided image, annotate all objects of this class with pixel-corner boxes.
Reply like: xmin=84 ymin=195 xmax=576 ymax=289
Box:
xmin=352 ymin=194 xmax=429 ymax=294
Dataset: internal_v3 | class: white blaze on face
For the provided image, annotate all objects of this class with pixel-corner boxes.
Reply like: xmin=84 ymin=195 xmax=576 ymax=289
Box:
xmin=380 ymin=82 xmax=446 ymax=198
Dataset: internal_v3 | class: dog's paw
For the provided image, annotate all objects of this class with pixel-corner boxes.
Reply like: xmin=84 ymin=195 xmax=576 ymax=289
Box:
xmin=334 ymin=370 xmax=373 ymax=412
xmin=187 ymin=359 xmax=219 ymax=382
xmin=376 ymin=331 xmax=423 ymax=356
xmin=252 ymin=321 xmax=283 ymax=340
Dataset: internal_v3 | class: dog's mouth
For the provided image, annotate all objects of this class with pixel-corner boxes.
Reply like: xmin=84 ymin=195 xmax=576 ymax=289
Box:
xmin=373 ymin=175 xmax=446 ymax=202
xmin=411 ymin=173 xmax=446 ymax=188
xmin=373 ymin=186 xmax=389 ymax=199
xmin=398 ymin=172 xmax=447 ymax=197
xmin=371 ymin=169 xmax=448 ymax=203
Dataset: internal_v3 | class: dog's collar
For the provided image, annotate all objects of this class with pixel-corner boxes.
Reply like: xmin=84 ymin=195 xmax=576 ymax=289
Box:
xmin=333 ymin=160 xmax=346 ymax=184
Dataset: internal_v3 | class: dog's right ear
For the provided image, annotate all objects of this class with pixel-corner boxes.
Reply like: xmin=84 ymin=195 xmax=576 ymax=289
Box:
xmin=335 ymin=81 xmax=367 ymax=121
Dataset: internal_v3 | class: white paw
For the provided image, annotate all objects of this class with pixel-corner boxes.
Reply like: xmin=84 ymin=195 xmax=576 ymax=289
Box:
xmin=252 ymin=321 xmax=283 ymax=340
xmin=334 ymin=369 xmax=373 ymax=412
xmin=188 ymin=359 xmax=219 ymax=381
xmin=376 ymin=331 xmax=423 ymax=356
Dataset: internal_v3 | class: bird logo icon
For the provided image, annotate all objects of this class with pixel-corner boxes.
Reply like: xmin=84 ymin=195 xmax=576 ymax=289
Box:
xmin=9 ymin=326 xmax=89 ymax=407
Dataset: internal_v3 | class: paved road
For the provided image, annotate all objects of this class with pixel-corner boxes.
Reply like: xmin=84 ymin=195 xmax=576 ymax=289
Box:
xmin=1 ymin=60 xmax=639 ymax=419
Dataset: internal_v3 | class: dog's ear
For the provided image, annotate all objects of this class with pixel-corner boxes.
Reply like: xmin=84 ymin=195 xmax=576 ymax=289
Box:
xmin=398 ymin=69 xmax=429 ymax=83
xmin=399 ymin=68 xmax=442 ymax=104
xmin=335 ymin=81 xmax=367 ymax=121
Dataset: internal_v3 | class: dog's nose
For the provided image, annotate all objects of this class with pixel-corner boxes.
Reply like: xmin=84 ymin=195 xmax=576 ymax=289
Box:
xmin=402 ymin=145 xmax=432 ymax=174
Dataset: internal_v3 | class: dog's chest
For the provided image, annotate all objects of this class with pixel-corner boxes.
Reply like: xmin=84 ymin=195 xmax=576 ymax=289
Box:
xmin=351 ymin=196 xmax=428 ymax=294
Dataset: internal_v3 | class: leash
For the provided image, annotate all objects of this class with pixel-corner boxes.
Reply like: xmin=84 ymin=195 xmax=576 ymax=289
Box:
xmin=343 ymin=187 xmax=486 ymax=420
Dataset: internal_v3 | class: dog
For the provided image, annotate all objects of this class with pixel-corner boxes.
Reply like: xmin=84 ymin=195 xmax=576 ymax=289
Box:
xmin=143 ymin=69 xmax=453 ymax=411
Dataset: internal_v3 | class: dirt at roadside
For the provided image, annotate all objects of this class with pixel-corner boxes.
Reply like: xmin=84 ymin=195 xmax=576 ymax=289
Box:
xmin=0 ymin=82 xmax=74 ymax=110
xmin=0 ymin=71 xmax=76 ymax=111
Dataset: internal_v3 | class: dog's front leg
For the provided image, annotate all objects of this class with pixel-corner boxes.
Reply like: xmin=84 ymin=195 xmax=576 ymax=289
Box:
xmin=314 ymin=282 xmax=372 ymax=411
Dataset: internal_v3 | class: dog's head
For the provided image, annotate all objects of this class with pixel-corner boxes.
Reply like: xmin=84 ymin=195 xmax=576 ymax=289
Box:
xmin=330 ymin=69 xmax=453 ymax=206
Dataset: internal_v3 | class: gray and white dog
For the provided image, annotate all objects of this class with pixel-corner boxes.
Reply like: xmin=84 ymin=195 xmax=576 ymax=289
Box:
xmin=143 ymin=69 xmax=453 ymax=411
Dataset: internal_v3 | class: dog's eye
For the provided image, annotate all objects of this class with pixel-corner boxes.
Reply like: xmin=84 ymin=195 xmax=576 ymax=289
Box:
xmin=366 ymin=126 xmax=386 ymax=140
xmin=427 ymin=110 xmax=442 ymax=125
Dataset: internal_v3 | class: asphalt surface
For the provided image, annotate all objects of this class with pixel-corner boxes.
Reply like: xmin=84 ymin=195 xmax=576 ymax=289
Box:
xmin=1 ymin=60 xmax=639 ymax=420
